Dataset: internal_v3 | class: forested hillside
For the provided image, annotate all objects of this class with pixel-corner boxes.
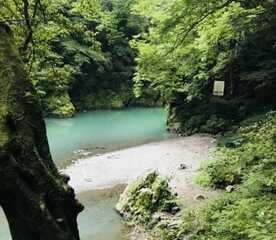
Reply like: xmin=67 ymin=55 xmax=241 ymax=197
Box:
xmin=132 ymin=0 xmax=276 ymax=134
xmin=0 ymin=0 xmax=159 ymax=117
xmin=1 ymin=0 xmax=274 ymax=122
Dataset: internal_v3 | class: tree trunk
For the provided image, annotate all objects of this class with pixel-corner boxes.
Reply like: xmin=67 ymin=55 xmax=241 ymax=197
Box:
xmin=0 ymin=24 xmax=83 ymax=240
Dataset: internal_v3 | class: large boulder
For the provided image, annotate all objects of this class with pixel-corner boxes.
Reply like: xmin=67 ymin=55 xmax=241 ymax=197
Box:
xmin=116 ymin=171 xmax=179 ymax=226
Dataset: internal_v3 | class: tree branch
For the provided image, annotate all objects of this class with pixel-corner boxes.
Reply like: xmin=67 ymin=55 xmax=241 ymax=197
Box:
xmin=167 ymin=0 xmax=235 ymax=55
xmin=21 ymin=0 xmax=34 ymax=54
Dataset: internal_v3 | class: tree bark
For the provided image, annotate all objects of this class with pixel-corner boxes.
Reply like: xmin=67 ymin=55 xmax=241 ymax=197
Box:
xmin=0 ymin=23 xmax=83 ymax=240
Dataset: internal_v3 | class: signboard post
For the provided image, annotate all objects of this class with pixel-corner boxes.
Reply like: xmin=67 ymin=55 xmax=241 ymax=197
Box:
xmin=213 ymin=81 xmax=225 ymax=96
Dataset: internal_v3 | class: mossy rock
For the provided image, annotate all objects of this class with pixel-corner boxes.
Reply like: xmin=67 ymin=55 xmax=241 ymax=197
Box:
xmin=116 ymin=171 xmax=178 ymax=226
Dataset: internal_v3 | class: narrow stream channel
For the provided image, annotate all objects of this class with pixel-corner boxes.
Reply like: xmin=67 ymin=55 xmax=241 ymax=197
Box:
xmin=0 ymin=107 xmax=172 ymax=240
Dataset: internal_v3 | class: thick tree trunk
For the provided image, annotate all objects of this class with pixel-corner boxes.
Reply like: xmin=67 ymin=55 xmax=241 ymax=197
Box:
xmin=0 ymin=24 xmax=83 ymax=240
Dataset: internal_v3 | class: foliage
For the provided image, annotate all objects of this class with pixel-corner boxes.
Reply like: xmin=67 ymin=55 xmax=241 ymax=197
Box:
xmin=198 ymin=111 xmax=276 ymax=189
xmin=0 ymin=24 xmax=83 ymax=240
xmin=43 ymin=93 xmax=75 ymax=117
xmin=0 ymin=0 xmax=105 ymax=117
xmin=177 ymin=194 xmax=276 ymax=240
xmin=69 ymin=0 xmax=156 ymax=111
xmin=131 ymin=0 xmax=276 ymax=134
xmin=127 ymin=111 xmax=276 ymax=240
xmin=182 ymin=111 xmax=276 ymax=240
xmin=1 ymin=0 xmax=157 ymax=117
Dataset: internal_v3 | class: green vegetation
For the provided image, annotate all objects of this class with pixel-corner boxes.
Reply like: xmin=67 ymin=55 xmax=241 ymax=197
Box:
xmin=118 ymin=111 xmax=276 ymax=240
xmin=131 ymin=0 xmax=276 ymax=134
xmin=2 ymin=0 xmax=274 ymax=123
xmin=1 ymin=0 xmax=276 ymax=239
xmin=182 ymin=111 xmax=276 ymax=240
xmin=0 ymin=23 xmax=83 ymax=240
xmin=0 ymin=0 xmax=158 ymax=117
xmin=197 ymin=111 xmax=276 ymax=189
xmin=116 ymin=171 xmax=179 ymax=226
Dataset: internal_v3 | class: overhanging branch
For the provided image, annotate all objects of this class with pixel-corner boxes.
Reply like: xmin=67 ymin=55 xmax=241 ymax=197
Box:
xmin=167 ymin=0 xmax=235 ymax=55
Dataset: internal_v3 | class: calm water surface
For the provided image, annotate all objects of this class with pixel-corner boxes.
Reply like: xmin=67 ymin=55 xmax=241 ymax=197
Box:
xmin=0 ymin=107 xmax=171 ymax=240
xmin=46 ymin=107 xmax=172 ymax=168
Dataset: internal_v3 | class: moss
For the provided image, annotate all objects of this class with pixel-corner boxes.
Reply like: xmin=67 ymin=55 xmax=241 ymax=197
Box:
xmin=72 ymin=91 xmax=126 ymax=111
xmin=110 ymin=95 xmax=125 ymax=109
xmin=43 ymin=92 xmax=75 ymax=118
xmin=0 ymin=24 xmax=83 ymax=240
xmin=167 ymin=95 xmax=264 ymax=135
xmin=116 ymin=171 xmax=178 ymax=226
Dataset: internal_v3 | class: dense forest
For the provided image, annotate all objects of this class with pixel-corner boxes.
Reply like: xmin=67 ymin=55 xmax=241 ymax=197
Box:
xmin=131 ymin=0 xmax=276 ymax=134
xmin=0 ymin=0 xmax=160 ymax=118
xmin=1 ymin=0 xmax=275 ymax=124
xmin=0 ymin=0 xmax=275 ymax=240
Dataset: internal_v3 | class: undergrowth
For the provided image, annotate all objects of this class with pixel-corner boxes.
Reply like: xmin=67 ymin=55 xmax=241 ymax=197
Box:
xmin=147 ymin=111 xmax=276 ymax=240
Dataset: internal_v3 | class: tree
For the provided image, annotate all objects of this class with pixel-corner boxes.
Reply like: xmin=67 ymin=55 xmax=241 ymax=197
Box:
xmin=0 ymin=23 xmax=83 ymax=240
xmin=131 ymin=0 xmax=276 ymax=134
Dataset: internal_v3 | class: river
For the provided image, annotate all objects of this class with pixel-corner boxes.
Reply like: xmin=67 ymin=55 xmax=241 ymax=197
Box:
xmin=0 ymin=107 xmax=172 ymax=240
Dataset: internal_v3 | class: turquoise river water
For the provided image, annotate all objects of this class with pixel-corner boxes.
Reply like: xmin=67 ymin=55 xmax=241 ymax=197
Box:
xmin=0 ymin=107 xmax=172 ymax=240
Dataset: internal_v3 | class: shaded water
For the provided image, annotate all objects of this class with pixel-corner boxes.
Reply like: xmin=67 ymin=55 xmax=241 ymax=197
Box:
xmin=78 ymin=186 xmax=130 ymax=240
xmin=0 ymin=186 xmax=128 ymax=240
xmin=0 ymin=107 xmax=170 ymax=240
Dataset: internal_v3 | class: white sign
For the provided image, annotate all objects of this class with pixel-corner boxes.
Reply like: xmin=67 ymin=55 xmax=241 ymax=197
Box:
xmin=213 ymin=81 xmax=225 ymax=96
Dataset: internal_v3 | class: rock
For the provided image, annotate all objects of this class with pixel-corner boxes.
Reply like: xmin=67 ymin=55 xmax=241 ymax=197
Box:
xmin=116 ymin=171 xmax=178 ymax=225
xmin=171 ymin=206 xmax=180 ymax=214
xmin=80 ymin=151 xmax=91 ymax=157
xmin=94 ymin=146 xmax=107 ymax=150
xmin=149 ymin=213 xmax=162 ymax=226
xmin=226 ymin=185 xmax=235 ymax=193
xmin=56 ymin=218 xmax=64 ymax=223
xmin=60 ymin=173 xmax=70 ymax=183
xmin=73 ymin=149 xmax=85 ymax=154
xmin=178 ymin=163 xmax=187 ymax=170
xmin=194 ymin=194 xmax=205 ymax=201
xmin=139 ymin=188 xmax=153 ymax=194
xmin=84 ymin=177 xmax=93 ymax=182
xmin=173 ymin=122 xmax=182 ymax=131
xmin=168 ymin=220 xmax=182 ymax=228
xmin=130 ymin=226 xmax=146 ymax=240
